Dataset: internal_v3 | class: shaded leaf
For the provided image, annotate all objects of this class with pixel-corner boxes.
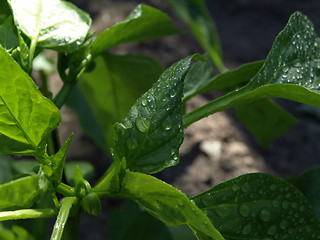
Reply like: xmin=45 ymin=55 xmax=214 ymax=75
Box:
xmin=0 ymin=155 xmax=13 ymax=183
xmin=91 ymin=4 xmax=180 ymax=56
xmin=0 ymin=16 xmax=19 ymax=52
xmin=192 ymin=173 xmax=320 ymax=239
xmin=8 ymin=0 xmax=92 ymax=52
xmin=120 ymin=171 xmax=224 ymax=240
xmin=0 ymin=47 xmax=61 ymax=156
xmin=112 ymin=55 xmax=196 ymax=173
xmin=168 ymin=0 xmax=224 ymax=71
xmin=184 ymin=12 xmax=320 ymax=127
xmin=64 ymin=161 xmax=95 ymax=186
xmin=11 ymin=159 xmax=38 ymax=175
xmin=79 ymin=52 xmax=164 ymax=146
xmin=0 ymin=0 xmax=11 ymax=25
xmin=0 ymin=175 xmax=47 ymax=210
xmin=236 ymin=99 xmax=297 ymax=146
xmin=289 ymin=166 xmax=320 ymax=221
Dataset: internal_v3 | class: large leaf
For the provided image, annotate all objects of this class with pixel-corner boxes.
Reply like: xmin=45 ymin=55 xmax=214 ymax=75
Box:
xmin=91 ymin=4 xmax=181 ymax=56
xmin=0 ymin=47 xmax=61 ymax=156
xmin=0 ymin=175 xmax=47 ymax=210
xmin=0 ymin=0 xmax=11 ymax=25
xmin=112 ymin=55 xmax=197 ymax=173
xmin=168 ymin=0 xmax=224 ymax=71
xmin=120 ymin=171 xmax=224 ymax=240
xmin=0 ymin=155 xmax=13 ymax=183
xmin=289 ymin=167 xmax=320 ymax=221
xmin=183 ymin=12 xmax=320 ymax=127
xmin=192 ymin=173 xmax=320 ymax=239
xmin=8 ymin=0 xmax=92 ymax=53
xmin=79 ymin=52 xmax=164 ymax=146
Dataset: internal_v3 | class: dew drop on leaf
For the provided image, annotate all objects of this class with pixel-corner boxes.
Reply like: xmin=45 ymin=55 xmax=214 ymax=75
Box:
xmin=135 ymin=116 xmax=150 ymax=133
xmin=267 ymin=225 xmax=277 ymax=235
xmin=214 ymin=205 xmax=233 ymax=218
xmin=242 ymin=223 xmax=253 ymax=235
xmin=259 ymin=208 xmax=271 ymax=222
xmin=238 ymin=203 xmax=251 ymax=217
xmin=126 ymin=137 xmax=138 ymax=150
xmin=241 ymin=182 xmax=250 ymax=192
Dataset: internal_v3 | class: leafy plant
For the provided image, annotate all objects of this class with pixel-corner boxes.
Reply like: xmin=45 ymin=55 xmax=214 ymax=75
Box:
xmin=0 ymin=0 xmax=320 ymax=239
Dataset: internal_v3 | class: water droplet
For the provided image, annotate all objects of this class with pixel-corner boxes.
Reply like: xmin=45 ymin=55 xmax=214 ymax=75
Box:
xmin=214 ymin=205 xmax=233 ymax=218
xmin=135 ymin=116 xmax=150 ymax=133
xmin=170 ymin=91 xmax=177 ymax=98
xmin=141 ymin=100 xmax=148 ymax=106
xmin=238 ymin=203 xmax=251 ymax=217
xmin=126 ymin=137 xmax=138 ymax=150
xmin=241 ymin=182 xmax=250 ymax=192
xmin=242 ymin=223 xmax=252 ymax=235
xmin=232 ymin=185 xmax=240 ymax=192
xmin=280 ymin=220 xmax=288 ymax=230
xmin=299 ymin=205 xmax=305 ymax=211
xmin=285 ymin=193 xmax=291 ymax=199
xmin=270 ymin=184 xmax=277 ymax=190
xmin=267 ymin=225 xmax=277 ymax=235
xmin=272 ymin=200 xmax=280 ymax=208
xmin=259 ymin=208 xmax=271 ymax=222
xmin=282 ymin=201 xmax=289 ymax=209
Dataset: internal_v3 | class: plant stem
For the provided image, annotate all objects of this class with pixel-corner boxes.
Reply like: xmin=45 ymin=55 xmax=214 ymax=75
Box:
xmin=183 ymin=87 xmax=249 ymax=128
xmin=27 ymin=36 xmax=39 ymax=75
xmin=0 ymin=208 xmax=57 ymax=221
xmin=50 ymin=197 xmax=77 ymax=240
xmin=56 ymin=183 xmax=75 ymax=197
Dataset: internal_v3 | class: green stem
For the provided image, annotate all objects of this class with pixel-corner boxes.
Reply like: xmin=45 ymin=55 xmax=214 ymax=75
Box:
xmin=50 ymin=197 xmax=77 ymax=240
xmin=27 ymin=36 xmax=38 ymax=75
xmin=183 ymin=87 xmax=249 ymax=128
xmin=0 ymin=208 xmax=57 ymax=221
xmin=56 ymin=183 xmax=75 ymax=197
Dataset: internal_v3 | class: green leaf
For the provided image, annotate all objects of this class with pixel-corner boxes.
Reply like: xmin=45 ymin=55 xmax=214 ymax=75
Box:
xmin=183 ymin=55 xmax=215 ymax=102
xmin=107 ymin=200 xmax=174 ymax=240
xmin=168 ymin=0 xmax=225 ymax=71
xmin=0 ymin=47 xmax=61 ymax=156
xmin=183 ymin=12 xmax=320 ymax=127
xmin=0 ymin=155 xmax=13 ymax=183
xmin=0 ymin=175 xmax=47 ymax=210
xmin=79 ymin=52 xmax=164 ymax=146
xmin=42 ymin=135 xmax=73 ymax=187
xmin=0 ymin=0 xmax=11 ymax=25
xmin=8 ymin=0 xmax=92 ymax=53
xmin=112 ymin=55 xmax=196 ymax=173
xmin=235 ymin=99 xmax=298 ymax=146
xmin=91 ymin=4 xmax=181 ymax=56
xmin=120 ymin=171 xmax=224 ymax=240
xmin=192 ymin=173 xmax=320 ymax=239
xmin=0 ymin=16 xmax=19 ymax=52
xmin=11 ymin=159 xmax=38 ymax=175
xmin=64 ymin=161 xmax=95 ymax=186
xmin=11 ymin=225 xmax=35 ymax=240
xmin=289 ymin=167 xmax=320 ymax=221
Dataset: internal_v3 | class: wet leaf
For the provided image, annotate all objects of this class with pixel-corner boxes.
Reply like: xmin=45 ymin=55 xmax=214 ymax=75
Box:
xmin=112 ymin=55 xmax=197 ymax=173
xmin=91 ymin=4 xmax=180 ymax=56
xmin=120 ymin=171 xmax=224 ymax=240
xmin=192 ymin=173 xmax=320 ymax=239
xmin=8 ymin=0 xmax=92 ymax=52
xmin=0 ymin=175 xmax=47 ymax=210
xmin=0 ymin=47 xmax=61 ymax=156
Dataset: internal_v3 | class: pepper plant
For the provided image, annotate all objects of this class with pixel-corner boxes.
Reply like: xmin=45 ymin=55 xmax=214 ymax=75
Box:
xmin=0 ymin=0 xmax=320 ymax=239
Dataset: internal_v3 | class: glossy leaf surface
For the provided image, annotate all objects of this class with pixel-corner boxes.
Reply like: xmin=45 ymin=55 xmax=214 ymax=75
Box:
xmin=192 ymin=173 xmax=320 ymax=239
xmin=80 ymin=52 xmax=164 ymax=146
xmin=289 ymin=167 xmax=320 ymax=221
xmin=0 ymin=175 xmax=47 ymax=210
xmin=91 ymin=4 xmax=180 ymax=56
xmin=120 ymin=171 xmax=224 ymax=240
xmin=168 ymin=0 xmax=224 ymax=71
xmin=0 ymin=47 xmax=61 ymax=156
xmin=8 ymin=0 xmax=92 ymax=52
xmin=112 ymin=56 xmax=196 ymax=173
xmin=184 ymin=12 xmax=320 ymax=127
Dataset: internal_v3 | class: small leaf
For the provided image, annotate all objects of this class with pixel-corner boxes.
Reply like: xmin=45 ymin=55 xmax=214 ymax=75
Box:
xmin=0 ymin=47 xmax=61 ymax=156
xmin=91 ymin=4 xmax=181 ymax=56
xmin=8 ymin=0 xmax=92 ymax=52
xmin=0 ymin=175 xmax=47 ymax=210
xmin=112 ymin=55 xmax=196 ymax=173
xmin=78 ymin=52 xmax=164 ymax=146
xmin=168 ymin=0 xmax=224 ymax=71
xmin=120 ymin=171 xmax=224 ymax=240
xmin=42 ymin=134 xmax=73 ymax=187
xmin=289 ymin=166 xmax=320 ymax=221
xmin=236 ymin=99 xmax=298 ymax=146
xmin=192 ymin=173 xmax=320 ymax=239
xmin=0 ymin=16 xmax=19 ymax=52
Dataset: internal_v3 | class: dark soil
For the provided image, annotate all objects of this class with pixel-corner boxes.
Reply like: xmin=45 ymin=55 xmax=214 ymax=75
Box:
xmin=56 ymin=0 xmax=320 ymax=239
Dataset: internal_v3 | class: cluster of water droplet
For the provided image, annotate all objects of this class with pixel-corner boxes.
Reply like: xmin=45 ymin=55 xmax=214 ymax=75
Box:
xmin=194 ymin=173 xmax=320 ymax=239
